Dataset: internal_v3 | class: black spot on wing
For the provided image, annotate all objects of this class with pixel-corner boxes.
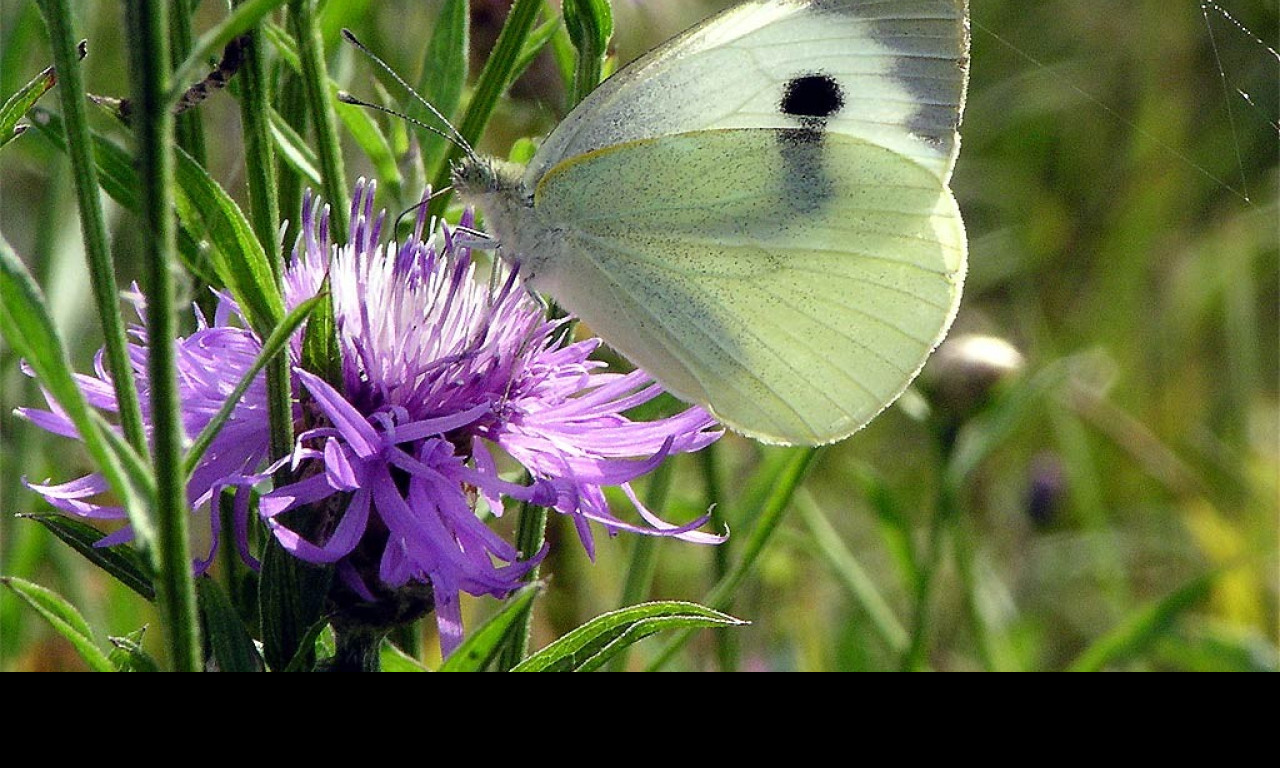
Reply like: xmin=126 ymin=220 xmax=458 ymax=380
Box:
xmin=780 ymin=74 xmax=845 ymax=120
xmin=777 ymin=73 xmax=842 ymax=214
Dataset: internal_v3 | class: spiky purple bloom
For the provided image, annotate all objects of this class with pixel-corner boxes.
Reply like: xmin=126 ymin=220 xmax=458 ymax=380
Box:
xmin=20 ymin=181 xmax=722 ymax=654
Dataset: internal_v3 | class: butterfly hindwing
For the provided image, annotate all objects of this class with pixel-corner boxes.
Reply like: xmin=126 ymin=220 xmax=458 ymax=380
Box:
xmin=531 ymin=129 xmax=965 ymax=444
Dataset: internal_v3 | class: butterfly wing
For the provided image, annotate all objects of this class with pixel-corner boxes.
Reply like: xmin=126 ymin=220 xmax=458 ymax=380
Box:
xmin=530 ymin=128 xmax=965 ymax=445
xmin=527 ymin=0 xmax=970 ymax=185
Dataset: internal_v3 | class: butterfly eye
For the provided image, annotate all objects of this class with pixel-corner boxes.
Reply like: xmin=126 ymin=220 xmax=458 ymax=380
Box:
xmin=780 ymin=73 xmax=844 ymax=121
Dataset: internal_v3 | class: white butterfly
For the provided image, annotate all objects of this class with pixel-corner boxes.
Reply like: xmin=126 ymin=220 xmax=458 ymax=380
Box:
xmin=455 ymin=0 xmax=970 ymax=446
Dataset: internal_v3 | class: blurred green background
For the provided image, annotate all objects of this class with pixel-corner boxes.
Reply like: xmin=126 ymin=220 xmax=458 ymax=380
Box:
xmin=1 ymin=0 xmax=1276 ymax=670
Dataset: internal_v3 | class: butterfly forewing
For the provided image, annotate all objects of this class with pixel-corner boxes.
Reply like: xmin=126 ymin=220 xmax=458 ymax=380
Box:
xmin=525 ymin=0 xmax=970 ymax=186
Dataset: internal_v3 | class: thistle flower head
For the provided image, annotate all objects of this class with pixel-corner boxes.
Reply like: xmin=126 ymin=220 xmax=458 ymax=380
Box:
xmin=20 ymin=181 xmax=723 ymax=655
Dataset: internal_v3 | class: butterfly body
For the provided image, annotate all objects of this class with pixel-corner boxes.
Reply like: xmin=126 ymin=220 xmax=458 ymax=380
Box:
xmin=455 ymin=0 xmax=970 ymax=446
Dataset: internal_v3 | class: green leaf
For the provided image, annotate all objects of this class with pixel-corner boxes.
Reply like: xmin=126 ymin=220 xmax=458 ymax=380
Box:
xmin=0 ymin=234 xmax=153 ymax=551
xmin=332 ymin=82 xmax=402 ymax=198
xmin=20 ymin=514 xmax=155 ymax=601
xmin=416 ymin=0 xmax=469 ymax=180
xmin=269 ymin=108 xmax=322 ymax=187
xmin=546 ymin=2 xmax=575 ymax=91
xmin=1068 ymin=572 xmax=1216 ymax=672
xmin=259 ymin=538 xmax=333 ymax=672
xmin=183 ymin=294 xmax=324 ymax=475
xmin=300 ymin=284 xmax=342 ymax=391
xmin=439 ymin=583 xmax=542 ymax=672
xmin=0 ymin=40 xmax=77 ymax=149
xmin=561 ymin=0 xmax=612 ymax=56
xmin=29 ymin=109 xmax=218 ymax=284
xmin=173 ymin=142 xmax=285 ymax=337
xmin=380 ymin=641 xmax=431 ymax=672
xmin=514 ymin=601 xmax=745 ymax=672
xmin=510 ymin=15 xmax=563 ymax=93
xmin=197 ymin=577 xmax=264 ymax=672
xmin=1 ymin=576 xmax=113 ymax=672
xmin=108 ymin=627 xmax=160 ymax=672
xmin=262 ymin=21 xmax=300 ymax=72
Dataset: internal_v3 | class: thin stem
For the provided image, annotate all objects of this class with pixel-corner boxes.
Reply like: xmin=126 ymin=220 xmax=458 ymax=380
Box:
xmin=275 ymin=70 xmax=306 ymax=252
xmin=233 ymin=1 xmax=294 ymax=470
xmin=605 ymin=459 xmax=674 ymax=671
xmin=647 ymin=447 xmax=822 ymax=671
xmin=170 ymin=0 xmax=208 ymax=165
xmin=429 ymin=0 xmax=543 ymax=216
xmin=124 ymin=0 xmax=200 ymax=673
xmin=35 ymin=0 xmax=149 ymax=460
xmin=702 ymin=443 xmax=737 ymax=671
xmin=900 ymin=482 xmax=957 ymax=672
xmin=288 ymin=0 xmax=347 ymax=237
xmin=495 ymin=487 xmax=548 ymax=671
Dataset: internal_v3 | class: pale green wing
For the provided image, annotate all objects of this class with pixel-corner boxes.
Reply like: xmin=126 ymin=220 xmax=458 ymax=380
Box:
xmin=527 ymin=0 xmax=969 ymax=185
xmin=531 ymin=129 xmax=965 ymax=445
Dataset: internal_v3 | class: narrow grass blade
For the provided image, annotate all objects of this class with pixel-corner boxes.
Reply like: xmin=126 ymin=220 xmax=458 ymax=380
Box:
xmin=183 ymin=294 xmax=323 ymax=475
xmin=0 ymin=41 xmax=78 ymax=149
xmin=174 ymin=144 xmax=285 ymax=337
xmin=416 ymin=0 xmax=468 ymax=180
xmin=269 ymin=109 xmax=322 ymax=186
xmin=796 ymin=488 xmax=908 ymax=654
xmin=1068 ymin=573 xmax=1216 ymax=672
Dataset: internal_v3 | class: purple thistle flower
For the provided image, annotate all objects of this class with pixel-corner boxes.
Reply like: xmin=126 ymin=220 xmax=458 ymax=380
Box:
xmin=20 ymin=180 xmax=723 ymax=655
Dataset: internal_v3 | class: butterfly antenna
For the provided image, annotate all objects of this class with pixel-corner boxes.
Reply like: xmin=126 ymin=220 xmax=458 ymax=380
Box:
xmin=340 ymin=28 xmax=476 ymax=160
xmin=336 ymin=91 xmax=469 ymax=156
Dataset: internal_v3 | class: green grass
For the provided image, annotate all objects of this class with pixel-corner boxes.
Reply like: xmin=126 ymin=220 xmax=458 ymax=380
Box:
xmin=0 ymin=0 xmax=1275 ymax=671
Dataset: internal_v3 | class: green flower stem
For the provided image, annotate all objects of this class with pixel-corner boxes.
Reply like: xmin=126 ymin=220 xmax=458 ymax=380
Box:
xmin=563 ymin=0 xmax=612 ymax=109
xmin=647 ymin=447 xmax=822 ymax=671
xmin=605 ymin=458 xmax=674 ymax=671
xmin=952 ymin=514 xmax=1001 ymax=671
xmin=288 ymin=0 xmax=347 ymax=238
xmin=429 ymin=0 xmax=543 ymax=216
xmin=124 ymin=0 xmax=200 ymax=673
xmin=170 ymin=0 xmax=207 ymax=164
xmin=35 ymin=0 xmax=148 ymax=458
xmin=495 ymin=488 xmax=548 ymax=671
xmin=275 ymin=71 xmax=307 ymax=252
xmin=233 ymin=1 xmax=294 ymax=469
xmin=900 ymin=481 xmax=957 ymax=672
xmin=701 ymin=442 xmax=737 ymax=671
